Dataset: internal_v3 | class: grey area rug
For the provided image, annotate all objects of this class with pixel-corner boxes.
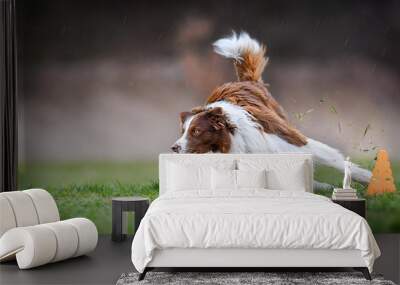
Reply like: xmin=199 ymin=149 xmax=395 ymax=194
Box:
xmin=116 ymin=272 xmax=396 ymax=285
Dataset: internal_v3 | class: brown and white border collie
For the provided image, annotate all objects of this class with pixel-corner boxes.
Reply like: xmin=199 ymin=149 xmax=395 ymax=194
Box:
xmin=171 ymin=32 xmax=371 ymax=189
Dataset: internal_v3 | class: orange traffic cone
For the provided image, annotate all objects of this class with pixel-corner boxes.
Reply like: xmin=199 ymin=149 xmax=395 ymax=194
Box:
xmin=367 ymin=149 xmax=397 ymax=195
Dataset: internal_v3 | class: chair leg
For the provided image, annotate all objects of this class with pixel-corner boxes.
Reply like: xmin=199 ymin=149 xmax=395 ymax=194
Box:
xmin=138 ymin=268 xmax=148 ymax=281
xmin=354 ymin=267 xmax=372 ymax=280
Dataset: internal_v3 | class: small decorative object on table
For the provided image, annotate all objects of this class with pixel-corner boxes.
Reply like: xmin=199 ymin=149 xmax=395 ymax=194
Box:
xmin=342 ymin=156 xmax=353 ymax=189
xmin=332 ymin=188 xmax=358 ymax=200
xmin=332 ymin=156 xmax=358 ymax=200
xmin=112 ymin=197 xmax=149 ymax=242
xmin=332 ymin=156 xmax=366 ymax=217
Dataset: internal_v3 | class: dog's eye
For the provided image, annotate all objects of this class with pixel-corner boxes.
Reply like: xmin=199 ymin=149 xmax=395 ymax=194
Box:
xmin=192 ymin=128 xmax=201 ymax=136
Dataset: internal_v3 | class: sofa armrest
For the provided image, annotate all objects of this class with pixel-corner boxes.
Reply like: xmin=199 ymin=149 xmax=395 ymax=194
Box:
xmin=0 ymin=218 xmax=98 ymax=269
xmin=0 ymin=226 xmax=57 ymax=268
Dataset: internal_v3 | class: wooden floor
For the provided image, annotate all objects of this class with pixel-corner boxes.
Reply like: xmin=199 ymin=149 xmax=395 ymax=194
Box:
xmin=0 ymin=234 xmax=399 ymax=285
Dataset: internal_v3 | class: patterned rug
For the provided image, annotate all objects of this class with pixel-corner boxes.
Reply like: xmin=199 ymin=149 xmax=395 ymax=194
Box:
xmin=116 ymin=271 xmax=396 ymax=285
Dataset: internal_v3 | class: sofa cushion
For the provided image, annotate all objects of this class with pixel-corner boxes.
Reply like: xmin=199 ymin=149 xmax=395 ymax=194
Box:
xmin=0 ymin=189 xmax=60 ymax=238
xmin=0 ymin=196 xmax=17 ymax=237
xmin=24 ymin=189 xmax=60 ymax=224
xmin=0 ymin=192 xmax=39 ymax=227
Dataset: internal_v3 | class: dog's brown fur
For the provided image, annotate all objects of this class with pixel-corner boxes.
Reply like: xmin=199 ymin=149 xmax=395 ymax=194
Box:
xmin=234 ymin=47 xmax=268 ymax=82
xmin=206 ymin=81 xmax=307 ymax=146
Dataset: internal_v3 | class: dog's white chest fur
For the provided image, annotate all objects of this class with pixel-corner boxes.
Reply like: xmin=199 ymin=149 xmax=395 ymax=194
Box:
xmin=207 ymin=101 xmax=296 ymax=153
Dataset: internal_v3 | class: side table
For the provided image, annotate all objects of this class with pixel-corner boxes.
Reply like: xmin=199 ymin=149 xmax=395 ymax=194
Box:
xmin=112 ymin=196 xmax=150 ymax=242
xmin=332 ymin=198 xmax=366 ymax=218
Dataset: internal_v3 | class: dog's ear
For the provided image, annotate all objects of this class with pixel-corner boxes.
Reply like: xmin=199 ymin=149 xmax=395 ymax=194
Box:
xmin=206 ymin=107 xmax=236 ymax=133
xmin=180 ymin=112 xmax=192 ymax=124
xmin=206 ymin=107 xmax=226 ymax=130
xmin=206 ymin=107 xmax=224 ymax=116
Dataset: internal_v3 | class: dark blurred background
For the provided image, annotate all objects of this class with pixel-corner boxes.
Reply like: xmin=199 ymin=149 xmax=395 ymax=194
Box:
xmin=17 ymin=0 xmax=400 ymax=163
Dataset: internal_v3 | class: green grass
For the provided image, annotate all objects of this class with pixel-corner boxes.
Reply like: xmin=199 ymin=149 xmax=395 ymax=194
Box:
xmin=46 ymin=182 xmax=159 ymax=234
xmin=18 ymin=161 xmax=158 ymax=188
xmin=18 ymin=160 xmax=400 ymax=234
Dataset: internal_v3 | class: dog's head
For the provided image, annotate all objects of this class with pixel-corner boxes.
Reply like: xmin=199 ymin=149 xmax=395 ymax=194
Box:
xmin=171 ymin=107 xmax=236 ymax=153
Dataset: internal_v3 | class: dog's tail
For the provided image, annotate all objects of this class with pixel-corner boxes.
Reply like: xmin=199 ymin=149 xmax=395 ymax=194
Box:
xmin=213 ymin=31 xmax=268 ymax=82
xmin=307 ymin=139 xmax=372 ymax=184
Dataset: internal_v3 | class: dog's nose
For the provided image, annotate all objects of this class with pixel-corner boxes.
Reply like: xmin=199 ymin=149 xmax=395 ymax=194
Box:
xmin=171 ymin=144 xmax=181 ymax=153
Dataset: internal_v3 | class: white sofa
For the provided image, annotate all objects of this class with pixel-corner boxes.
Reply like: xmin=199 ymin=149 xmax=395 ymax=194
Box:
xmin=0 ymin=189 xmax=98 ymax=269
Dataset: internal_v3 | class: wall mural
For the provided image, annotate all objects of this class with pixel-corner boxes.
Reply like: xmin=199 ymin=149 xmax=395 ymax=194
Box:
xmin=171 ymin=31 xmax=371 ymax=192
xmin=17 ymin=0 xmax=400 ymax=234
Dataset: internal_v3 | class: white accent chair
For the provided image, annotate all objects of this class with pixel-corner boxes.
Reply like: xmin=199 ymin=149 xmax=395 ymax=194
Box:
xmin=0 ymin=189 xmax=98 ymax=269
